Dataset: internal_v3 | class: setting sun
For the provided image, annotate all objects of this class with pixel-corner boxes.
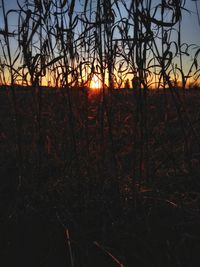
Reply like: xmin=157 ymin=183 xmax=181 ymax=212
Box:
xmin=90 ymin=74 xmax=101 ymax=89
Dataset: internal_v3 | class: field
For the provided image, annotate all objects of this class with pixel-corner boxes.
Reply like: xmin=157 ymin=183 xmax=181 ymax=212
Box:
xmin=0 ymin=87 xmax=200 ymax=266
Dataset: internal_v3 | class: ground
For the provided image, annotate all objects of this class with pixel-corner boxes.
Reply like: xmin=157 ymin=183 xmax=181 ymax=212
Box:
xmin=0 ymin=86 xmax=200 ymax=266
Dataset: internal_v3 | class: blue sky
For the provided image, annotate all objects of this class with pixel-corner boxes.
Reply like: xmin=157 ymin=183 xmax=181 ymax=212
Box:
xmin=181 ymin=0 xmax=200 ymax=45
xmin=0 ymin=0 xmax=199 ymax=86
xmin=1 ymin=0 xmax=199 ymax=45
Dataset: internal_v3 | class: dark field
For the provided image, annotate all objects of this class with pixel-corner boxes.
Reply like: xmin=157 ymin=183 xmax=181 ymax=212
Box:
xmin=0 ymin=87 xmax=200 ymax=266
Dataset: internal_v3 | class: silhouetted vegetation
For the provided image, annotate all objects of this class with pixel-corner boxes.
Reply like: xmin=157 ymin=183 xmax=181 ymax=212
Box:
xmin=0 ymin=0 xmax=200 ymax=266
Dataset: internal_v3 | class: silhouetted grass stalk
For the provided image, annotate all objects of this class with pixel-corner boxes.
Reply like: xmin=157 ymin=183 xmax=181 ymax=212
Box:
xmin=1 ymin=0 xmax=23 ymax=189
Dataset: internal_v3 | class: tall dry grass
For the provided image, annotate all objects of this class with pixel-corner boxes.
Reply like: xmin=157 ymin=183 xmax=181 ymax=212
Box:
xmin=0 ymin=0 xmax=199 ymax=198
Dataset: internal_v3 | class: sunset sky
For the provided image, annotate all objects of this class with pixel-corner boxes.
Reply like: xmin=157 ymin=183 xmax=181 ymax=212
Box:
xmin=1 ymin=0 xmax=199 ymax=45
xmin=0 ymin=0 xmax=200 ymax=87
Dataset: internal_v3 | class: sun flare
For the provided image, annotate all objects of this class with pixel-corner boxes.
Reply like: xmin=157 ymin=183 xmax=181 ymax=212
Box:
xmin=90 ymin=74 xmax=101 ymax=89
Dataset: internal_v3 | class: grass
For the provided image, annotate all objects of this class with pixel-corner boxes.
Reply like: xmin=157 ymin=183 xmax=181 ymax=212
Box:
xmin=0 ymin=86 xmax=200 ymax=266
xmin=0 ymin=0 xmax=200 ymax=266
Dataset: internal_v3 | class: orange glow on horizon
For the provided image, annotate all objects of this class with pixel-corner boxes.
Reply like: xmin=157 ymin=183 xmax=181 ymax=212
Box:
xmin=90 ymin=74 xmax=101 ymax=89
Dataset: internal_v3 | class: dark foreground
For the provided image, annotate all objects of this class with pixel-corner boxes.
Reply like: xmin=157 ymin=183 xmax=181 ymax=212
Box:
xmin=0 ymin=87 xmax=200 ymax=266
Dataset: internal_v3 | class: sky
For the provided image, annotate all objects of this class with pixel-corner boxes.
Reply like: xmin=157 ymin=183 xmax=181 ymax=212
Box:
xmin=1 ymin=0 xmax=200 ymax=46
xmin=180 ymin=0 xmax=200 ymax=46
xmin=0 ymin=0 xmax=200 ymax=86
